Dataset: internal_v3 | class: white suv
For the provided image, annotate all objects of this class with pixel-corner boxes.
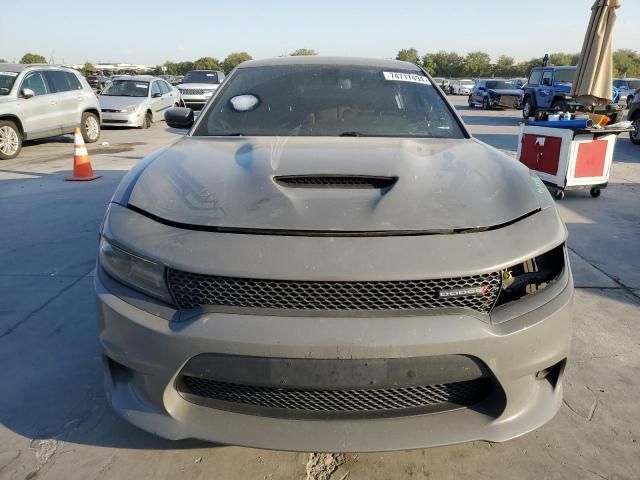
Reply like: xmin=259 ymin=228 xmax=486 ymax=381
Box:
xmin=177 ymin=70 xmax=225 ymax=110
xmin=0 ymin=64 xmax=101 ymax=159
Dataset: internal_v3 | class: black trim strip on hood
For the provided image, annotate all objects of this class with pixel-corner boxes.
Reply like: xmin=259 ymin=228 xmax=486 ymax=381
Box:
xmin=126 ymin=204 xmax=541 ymax=237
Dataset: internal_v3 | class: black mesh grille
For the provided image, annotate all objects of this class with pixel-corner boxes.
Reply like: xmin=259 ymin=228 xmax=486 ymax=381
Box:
xmin=167 ymin=269 xmax=502 ymax=313
xmin=275 ymin=175 xmax=397 ymax=189
xmin=179 ymin=376 xmax=489 ymax=415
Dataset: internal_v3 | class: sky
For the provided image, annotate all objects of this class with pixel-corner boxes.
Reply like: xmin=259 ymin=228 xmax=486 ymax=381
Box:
xmin=1 ymin=0 xmax=638 ymax=66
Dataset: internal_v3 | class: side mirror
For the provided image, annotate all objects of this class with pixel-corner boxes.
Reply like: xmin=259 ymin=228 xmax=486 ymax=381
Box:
xmin=152 ymin=92 xmax=162 ymax=98
xmin=543 ymin=78 xmax=552 ymax=87
xmin=165 ymin=107 xmax=194 ymax=129
xmin=21 ymin=88 xmax=35 ymax=99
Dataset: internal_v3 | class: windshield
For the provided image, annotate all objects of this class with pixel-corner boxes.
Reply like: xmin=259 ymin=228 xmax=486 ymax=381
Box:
xmin=183 ymin=71 xmax=219 ymax=84
xmin=101 ymin=80 xmax=149 ymax=97
xmin=555 ymin=69 xmax=576 ymax=84
xmin=0 ymin=71 xmax=18 ymax=95
xmin=486 ymin=80 xmax=516 ymax=90
xmin=194 ymin=66 xmax=464 ymax=138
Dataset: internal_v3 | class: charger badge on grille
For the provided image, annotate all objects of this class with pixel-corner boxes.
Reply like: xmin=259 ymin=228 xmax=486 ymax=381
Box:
xmin=438 ymin=285 xmax=489 ymax=298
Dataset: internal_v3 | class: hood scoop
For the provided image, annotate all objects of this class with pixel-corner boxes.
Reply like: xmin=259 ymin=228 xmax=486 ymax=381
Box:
xmin=274 ymin=175 xmax=398 ymax=189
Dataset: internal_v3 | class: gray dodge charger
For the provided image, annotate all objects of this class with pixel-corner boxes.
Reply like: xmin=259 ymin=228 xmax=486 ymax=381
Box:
xmin=96 ymin=56 xmax=573 ymax=452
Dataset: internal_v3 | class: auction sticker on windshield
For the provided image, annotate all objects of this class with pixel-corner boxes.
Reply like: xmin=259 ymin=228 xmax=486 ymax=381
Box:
xmin=383 ymin=72 xmax=431 ymax=85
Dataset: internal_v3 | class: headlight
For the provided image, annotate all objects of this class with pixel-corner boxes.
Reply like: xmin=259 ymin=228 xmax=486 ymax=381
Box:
xmin=99 ymin=238 xmax=173 ymax=304
xmin=120 ymin=105 xmax=138 ymax=113
xmin=495 ymin=244 xmax=565 ymax=307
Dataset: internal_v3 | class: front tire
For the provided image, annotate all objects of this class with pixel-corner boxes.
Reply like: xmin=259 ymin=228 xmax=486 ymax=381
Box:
xmin=0 ymin=120 xmax=22 ymax=160
xmin=81 ymin=112 xmax=100 ymax=143
xmin=522 ymin=97 xmax=536 ymax=118
xmin=468 ymin=95 xmax=474 ymax=108
xmin=141 ymin=112 xmax=152 ymax=129
xmin=482 ymin=97 xmax=490 ymax=110
xmin=630 ymin=117 xmax=640 ymax=145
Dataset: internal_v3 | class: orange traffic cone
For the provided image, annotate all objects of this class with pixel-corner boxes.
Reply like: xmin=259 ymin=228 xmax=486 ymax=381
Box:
xmin=66 ymin=127 xmax=101 ymax=181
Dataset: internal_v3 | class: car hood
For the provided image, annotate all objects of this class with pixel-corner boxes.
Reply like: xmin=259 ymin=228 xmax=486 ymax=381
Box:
xmin=488 ymin=89 xmax=523 ymax=96
xmin=127 ymin=136 xmax=544 ymax=233
xmin=179 ymin=83 xmax=219 ymax=89
xmin=99 ymin=95 xmax=146 ymax=109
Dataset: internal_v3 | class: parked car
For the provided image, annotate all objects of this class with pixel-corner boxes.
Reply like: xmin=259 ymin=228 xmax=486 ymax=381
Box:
xmin=451 ymin=79 xmax=475 ymax=95
xmin=521 ymin=66 xmax=576 ymax=118
xmin=86 ymin=74 xmax=109 ymax=90
xmin=468 ymin=79 xmax=523 ymax=110
xmin=177 ymin=70 xmax=225 ymax=110
xmin=510 ymin=78 xmax=527 ymax=89
xmin=432 ymin=77 xmax=451 ymax=93
xmin=613 ymin=78 xmax=640 ymax=108
xmin=99 ymin=76 xmax=181 ymax=128
xmin=0 ymin=64 xmax=101 ymax=160
xmin=96 ymin=56 xmax=573 ymax=452
xmin=628 ymin=93 xmax=640 ymax=145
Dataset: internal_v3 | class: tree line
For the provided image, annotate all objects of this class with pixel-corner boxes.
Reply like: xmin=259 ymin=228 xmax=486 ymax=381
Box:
xmin=396 ymin=48 xmax=640 ymax=79
xmin=5 ymin=47 xmax=638 ymax=79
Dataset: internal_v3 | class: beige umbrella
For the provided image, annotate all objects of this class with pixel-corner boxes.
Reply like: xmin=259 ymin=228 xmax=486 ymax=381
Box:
xmin=571 ymin=0 xmax=621 ymax=108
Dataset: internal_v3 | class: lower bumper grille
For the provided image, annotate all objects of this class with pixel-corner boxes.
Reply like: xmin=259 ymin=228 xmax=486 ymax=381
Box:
xmin=178 ymin=375 xmax=490 ymax=418
xmin=167 ymin=269 xmax=502 ymax=314
xmin=102 ymin=119 xmax=129 ymax=124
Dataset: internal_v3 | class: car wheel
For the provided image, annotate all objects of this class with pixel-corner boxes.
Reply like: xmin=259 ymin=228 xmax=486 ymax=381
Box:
xmin=468 ymin=96 xmax=474 ymax=108
xmin=141 ymin=112 xmax=152 ymax=129
xmin=81 ymin=112 xmax=100 ymax=143
xmin=0 ymin=120 xmax=22 ymax=160
xmin=522 ymin=97 xmax=536 ymax=118
xmin=630 ymin=117 xmax=640 ymax=145
xmin=590 ymin=188 xmax=601 ymax=198
xmin=482 ymin=98 xmax=490 ymax=110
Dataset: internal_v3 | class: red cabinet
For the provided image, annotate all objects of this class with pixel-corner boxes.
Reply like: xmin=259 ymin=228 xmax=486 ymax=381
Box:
xmin=520 ymin=134 xmax=562 ymax=175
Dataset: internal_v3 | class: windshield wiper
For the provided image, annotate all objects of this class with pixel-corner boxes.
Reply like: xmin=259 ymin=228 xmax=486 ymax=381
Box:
xmin=339 ymin=131 xmax=362 ymax=137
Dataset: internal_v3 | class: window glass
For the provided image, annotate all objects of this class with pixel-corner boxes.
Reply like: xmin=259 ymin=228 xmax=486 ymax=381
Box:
xmin=158 ymin=80 xmax=170 ymax=94
xmin=22 ymin=71 xmax=48 ymax=96
xmin=101 ymin=80 xmax=149 ymax=97
xmin=0 ymin=71 xmax=19 ymax=96
xmin=554 ymin=69 xmax=575 ymax=84
xmin=541 ymin=71 xmax=553 ymax=86
xmin=151 ymin=81 xmax=161 ymax=96
xmin=528 ymin=70 xmax=542 ymax=86
xmin=486 ymin=80 xmax=516 ymax=89
xmin=183 ymin=71 xmax=219 ymax=84
xmin=65 ymin=72 xmax=83 ymax=90
xmin=195 ymin=65 xmax=464 ymax=139
xmin=45 ymin=71 xmax=72 ymax=93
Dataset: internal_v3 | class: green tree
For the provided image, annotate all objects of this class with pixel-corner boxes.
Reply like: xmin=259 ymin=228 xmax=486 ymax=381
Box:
xmin=431 ymin=51 xmax=465 ymax=77
xmin=396 ymin=48 xmax=419 ymax=64
xmin=463 ymin=51 xmax=492 ymax=77
xmin=290 ymin=48 xmax=317 ymax=56
xmin=222 ymin=52 xmax=253 ymax=74
xmin=20 ymin=53 xmax=46 ymax=64
xmin=613 ymin=49 xmax=640 ymax=77
xmin=421 ymin=54 xmax=437 ymax=75
xmin=513 ymin=57 xmax=544 ymax=78
xmin=0 ymin=58 xmax=7 ymax=63
xmin=548 ymin=53 xmax=577 ymax=66
xmin=493 ymin=55 xmax=515 ymax=77
xmin=193 ymin=56 xmax=222 ymax=71
xmin=81 ymin=62 xmax=95 ymax=76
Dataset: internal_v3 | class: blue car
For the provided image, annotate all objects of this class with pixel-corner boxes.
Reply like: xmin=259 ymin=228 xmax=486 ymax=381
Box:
xmin=468 ymin=79 xmax=523 ymax=110
xmin=522 ymin=66 xmax=620 ymax=118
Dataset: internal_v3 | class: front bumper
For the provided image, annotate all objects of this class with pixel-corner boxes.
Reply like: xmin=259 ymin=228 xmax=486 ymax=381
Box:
xmin=101 ymin=111 xmax=143 ymax=127
xmin=96 ymin=249 xmax=573 ymax=451
xmin=180 ymin=94 xmax=213 ymax=110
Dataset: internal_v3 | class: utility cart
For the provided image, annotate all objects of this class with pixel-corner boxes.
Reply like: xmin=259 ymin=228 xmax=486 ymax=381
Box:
xmin=516 ymin=123 xmax=632 ymax=199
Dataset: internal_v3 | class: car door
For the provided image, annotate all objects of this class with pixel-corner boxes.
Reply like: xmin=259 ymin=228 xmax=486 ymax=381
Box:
xmin=474 ymin=81 xmax=485 ymax=104
xmin=149 ymin=80 xmax=163 ymax=120
xmin=16 ymin=70 xmax=61 ymax=139
xmin=44 ymin=70 xmax=77 ymax=133
xmin=537 ymin=70 xmax=553 ymax=108
xmin=159 ymin=80 xmax=174 ymax=111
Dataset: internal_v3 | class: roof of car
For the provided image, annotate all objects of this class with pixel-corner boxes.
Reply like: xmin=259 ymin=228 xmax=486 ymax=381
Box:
xmin=0 ymin=63 xmax=77 ymax=73
xmin=237 ymin=56 xmax=422 ymax=71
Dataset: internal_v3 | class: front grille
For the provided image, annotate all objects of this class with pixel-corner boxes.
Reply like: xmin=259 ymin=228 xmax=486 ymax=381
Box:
xmin=101 ymin=109 xmax=120 ymax=113
xmin=180 ymin=88 xmax=212 ymax=95
xmin=179 ymin=375 xmax=490 ymax=417
xmin=167 ymin=269 xmax=502 ymax=313
xmin=102 ymin=119 xmax=128 ymax=124
xmin=275 ymin=175 xmax=397 ymax=189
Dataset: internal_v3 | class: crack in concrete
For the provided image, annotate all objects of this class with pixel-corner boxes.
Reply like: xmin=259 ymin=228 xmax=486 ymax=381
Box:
xmin=0 ymin=268 xmax=93 ymax=339
xmin=544 ymin=447 xmax=609 ymax=480
xmin=568 ymin=246 xmax=640 ymax=303
xmin=0 ymin=451 xmax=21 ymax=474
